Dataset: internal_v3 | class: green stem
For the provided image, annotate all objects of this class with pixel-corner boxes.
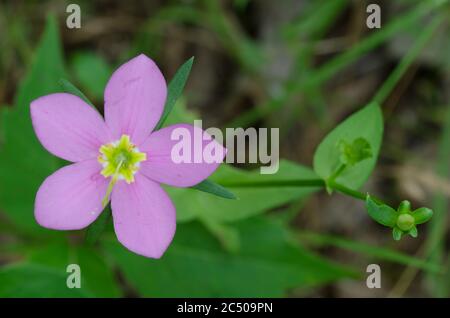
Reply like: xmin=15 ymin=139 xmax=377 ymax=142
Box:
xmin=327 ymin=164 xmax=347 ymax=183
xmin=327 ymin=180 xmax=365 ymax=201
xmin=220 ymin=179 xmax=325 ymax=188
xmin=221 ymin=178 xmax=385 ymax=204
xmin=329 ymin=180 xmax=384 ymax=205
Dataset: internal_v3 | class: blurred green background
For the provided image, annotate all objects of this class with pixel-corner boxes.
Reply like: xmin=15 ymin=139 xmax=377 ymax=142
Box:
xmin=0 ymin=0 xmax=449 ymax=297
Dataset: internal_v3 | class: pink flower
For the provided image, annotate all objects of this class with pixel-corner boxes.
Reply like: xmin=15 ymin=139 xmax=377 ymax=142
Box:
xmin=30 ymin=54 xmax=225 ymax=258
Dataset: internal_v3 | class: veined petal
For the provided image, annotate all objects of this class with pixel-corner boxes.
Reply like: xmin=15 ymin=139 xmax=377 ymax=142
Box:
xmin=35 ymin=160 xmax=108 ymax=230
xmin=139 ymin=124 xmax=226 ymax=187
xmin=31 ymin=93 xmax=111 ymax=162
xmin=111 ymin=175 xmax=176 ymax=259
xmin=104 ymin=54 xmax=167 ymax=145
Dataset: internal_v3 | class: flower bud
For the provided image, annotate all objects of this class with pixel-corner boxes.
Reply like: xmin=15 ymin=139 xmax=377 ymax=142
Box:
xmin=397 ymin=213 xmax=415 ymax=231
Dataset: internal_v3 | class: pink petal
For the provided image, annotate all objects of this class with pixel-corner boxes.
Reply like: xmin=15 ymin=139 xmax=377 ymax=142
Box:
xmin=35 ymin=160 xmax=108 ymax=230
xmin=104 ymin=54 xmax=167 ymax=145
xmin=30 ymin=93 xmax=111 ymax=162
xmin=111 ymin=175 xmax=176 ymax=259
xmin=139 ymin=124 xmax=226 ymax=187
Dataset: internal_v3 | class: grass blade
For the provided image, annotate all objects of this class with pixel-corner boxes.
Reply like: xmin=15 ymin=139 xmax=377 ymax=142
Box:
xmin=229 ymin=1 xmax=443 ymax=127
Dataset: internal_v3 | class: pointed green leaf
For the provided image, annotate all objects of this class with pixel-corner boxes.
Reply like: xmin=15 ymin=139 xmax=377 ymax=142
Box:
xmin=313 ymin=102 xmax=383 ymax=189
xmin=397 ymin=200 xmax=412 ymax=214
xmin=161 ymin=97 xmax=198 ymax=126
xmin=191 ymin=179 xmax=237 ymax=200
xmin=393 ymin=227 xmax=403 ymax=241
xmin=155 ymin=57 xmax=194 ymax=130
xmin=409 ymin=226 xmax=418 ymax=238
xmin=412 ymin=207 xmax=433 ymax=224
xmin=366 ymin=195 xmax=397 ymax=227
xmin=59 ymin=78 xmax=95 ymax=108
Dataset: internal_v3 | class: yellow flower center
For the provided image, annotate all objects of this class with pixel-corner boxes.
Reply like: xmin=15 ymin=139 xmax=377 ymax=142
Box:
xmin=98 ymin=135 xmax=147 ymax=207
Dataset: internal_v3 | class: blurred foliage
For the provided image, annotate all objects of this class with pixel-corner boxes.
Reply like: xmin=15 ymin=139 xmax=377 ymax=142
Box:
xmin=0 ymin=16 xmax=64 ymax=235
xmin=103 ymin=218 xmax=356 ymax=297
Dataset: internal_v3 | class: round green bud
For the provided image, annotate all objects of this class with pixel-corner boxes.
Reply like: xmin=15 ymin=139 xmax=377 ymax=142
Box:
xmin=397 ymin=214 xmax=415 ymax=231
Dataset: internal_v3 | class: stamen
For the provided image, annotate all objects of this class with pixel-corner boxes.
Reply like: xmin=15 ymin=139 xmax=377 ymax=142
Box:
xmin=102 ymin=160 xmax=123 ymax=208
xmin=97 ymin=134 xmax=147 ymax=207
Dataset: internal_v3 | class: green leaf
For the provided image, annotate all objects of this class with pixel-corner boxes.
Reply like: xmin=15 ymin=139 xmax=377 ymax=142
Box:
xmin=161 ymin=97 xmax=198 ymax=126
xmin=313 ymin=102 xmax=383 ymax=189
xmin=59 ymin=78 xmax=95 ymax=108
xmin=190 ymin=179 xmax=237 ymax=200
xmin=397 ymin=200 xmax=411 ymax=214
xmin=366 ymin=195 xmax=397 ymax=227
xmin=338 ymin=137 xmax=373 ymax=166
xmin=0 ymin=105 xmax=9 ymax=143
xmin=0 ymin=16 xmax=65 ymax=233
xmin=0 ymin=264 xmax=87 ymax=297
xmin=200 ymin=217 xmax=241 ymax=253
xmin=412 ymin=207 xmax=433 ymax=224
xmin=393 ymin=227 xmax=403 ymax=241
xmin=168 ymin=160 xmax=320 ymax=223
xmin=26 ymin=242 xmax=121 ymax=297
xmin=409 ymin=226 xmax=418 ymax=238
xmin=104 ymin=217 xmax=356 ymax=297
xmin=70 ymin=52 xmax=112 ymax=100
xmin=85 ymin=207 xmax=112 ymax=244
xmin=155 ymin=57 xmax=194 ymax=130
